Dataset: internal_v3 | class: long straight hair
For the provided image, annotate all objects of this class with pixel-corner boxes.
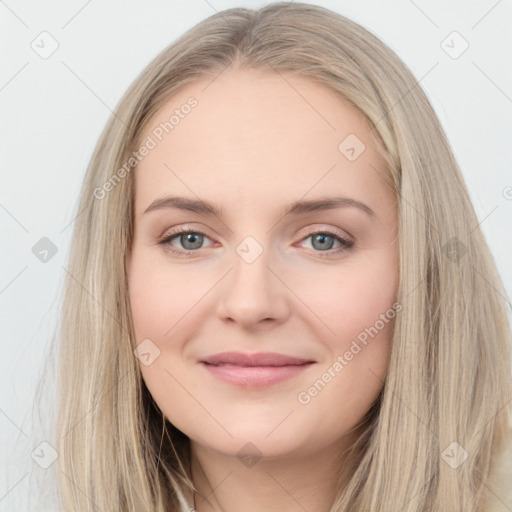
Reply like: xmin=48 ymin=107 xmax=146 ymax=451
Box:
xmin=55 ymin=3 xmax=512 ymax=510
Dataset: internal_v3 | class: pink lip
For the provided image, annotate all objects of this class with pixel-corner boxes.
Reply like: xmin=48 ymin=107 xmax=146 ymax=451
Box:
xmin=200 ymin=352 xmax=316 ymax=387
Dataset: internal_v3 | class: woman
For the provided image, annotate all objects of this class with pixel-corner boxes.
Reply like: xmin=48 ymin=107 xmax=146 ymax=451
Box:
xmin=55 ymin=3 xmax=512 ymax=510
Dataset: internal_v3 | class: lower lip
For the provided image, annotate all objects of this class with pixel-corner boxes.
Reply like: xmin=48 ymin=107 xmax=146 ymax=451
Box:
xmin=201 ymin=362 xmax=315 ymax=387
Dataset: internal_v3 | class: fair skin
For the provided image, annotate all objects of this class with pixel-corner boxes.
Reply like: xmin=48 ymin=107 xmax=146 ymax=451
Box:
xmin=127 ymin=66 xmax=399 ymax=512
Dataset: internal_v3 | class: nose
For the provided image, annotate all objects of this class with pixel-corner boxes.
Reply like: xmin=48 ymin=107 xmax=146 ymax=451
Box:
xmin=215 ymin=242 xmax=291 ymax=329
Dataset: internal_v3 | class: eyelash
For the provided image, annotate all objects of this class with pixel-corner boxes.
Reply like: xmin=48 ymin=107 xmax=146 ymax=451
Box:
xmin=157 ymin=226 xmax=354 ymax=259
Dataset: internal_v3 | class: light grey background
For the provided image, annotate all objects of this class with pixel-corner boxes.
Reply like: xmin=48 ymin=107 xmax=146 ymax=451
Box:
xmin=1 ymin=0 xmax=511 ymax=509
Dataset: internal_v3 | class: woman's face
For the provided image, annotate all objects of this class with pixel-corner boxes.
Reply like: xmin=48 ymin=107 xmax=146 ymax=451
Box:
xmin=127 ymin=67 xmax=399 ymax=460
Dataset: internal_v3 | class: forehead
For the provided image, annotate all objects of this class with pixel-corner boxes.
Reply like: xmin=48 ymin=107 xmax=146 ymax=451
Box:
xmin=133 ymin=67 xmax=390 ymax=216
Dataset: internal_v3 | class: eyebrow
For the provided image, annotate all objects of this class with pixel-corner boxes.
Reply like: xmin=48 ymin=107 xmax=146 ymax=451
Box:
xmin=143 ymin=195 xmax=375 ymax=218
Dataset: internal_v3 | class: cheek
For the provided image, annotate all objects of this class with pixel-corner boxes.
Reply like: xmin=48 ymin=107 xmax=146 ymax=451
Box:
xmin=128 ymin=259 xmax=206 ymax=436
xmin=129 ymin=281 xmax=170 ymax=344
xmin=293 ymin=251 xmax=398 ymax=407
xmin=299 ymin=253 xmax=398 ymax=347
xmin=294 ymin=265 xmax=397 ymax=439
xmin=128 ymin=252 xmax=202 ymax=345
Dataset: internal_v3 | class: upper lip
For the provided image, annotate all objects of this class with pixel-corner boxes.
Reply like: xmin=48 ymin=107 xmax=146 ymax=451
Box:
xmin=201 ymin=352 xmax=315 ymax=367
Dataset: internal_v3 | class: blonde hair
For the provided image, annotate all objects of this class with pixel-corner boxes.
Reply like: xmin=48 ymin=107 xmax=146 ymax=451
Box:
xmin=54 ymin=2 xmax=511 ymax=510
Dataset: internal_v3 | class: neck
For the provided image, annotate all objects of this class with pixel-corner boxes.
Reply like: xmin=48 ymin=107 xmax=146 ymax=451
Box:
xmin=189 ymin=433 xmax=361 ymax=512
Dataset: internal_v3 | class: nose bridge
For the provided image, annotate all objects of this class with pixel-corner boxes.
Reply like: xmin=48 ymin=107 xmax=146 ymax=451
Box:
xmin=215 ymin=233 xmax=289 ymax=326
xmin=234 ymin=234 xmax=274 ymax=289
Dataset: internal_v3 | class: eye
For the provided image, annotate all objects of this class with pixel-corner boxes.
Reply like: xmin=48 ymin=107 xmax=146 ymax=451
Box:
xmin=157 ymin=227 xmax=214 ymax=257
xmin=157 ymin=226 xmax=354 ymax=259
xmin=298 ymin=229 xmax=354 ymax=257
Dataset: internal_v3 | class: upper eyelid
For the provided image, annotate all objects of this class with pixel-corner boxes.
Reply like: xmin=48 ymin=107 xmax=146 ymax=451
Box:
xmin=161 ymin=225 xmax=214 ymax=241
xmin=300 ymin=225 xmax=353 ymax=241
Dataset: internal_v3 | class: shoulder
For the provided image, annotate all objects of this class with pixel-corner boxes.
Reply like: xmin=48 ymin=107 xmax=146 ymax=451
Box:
xmin=483 ymin=427 xmax=512 ymax=512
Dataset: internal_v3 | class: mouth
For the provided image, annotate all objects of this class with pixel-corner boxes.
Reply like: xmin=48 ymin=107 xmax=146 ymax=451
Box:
xmin=199 ymin=352 xmax=316 ymax=387
xmin=200 ymin=351 xmax=315 ymax=367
